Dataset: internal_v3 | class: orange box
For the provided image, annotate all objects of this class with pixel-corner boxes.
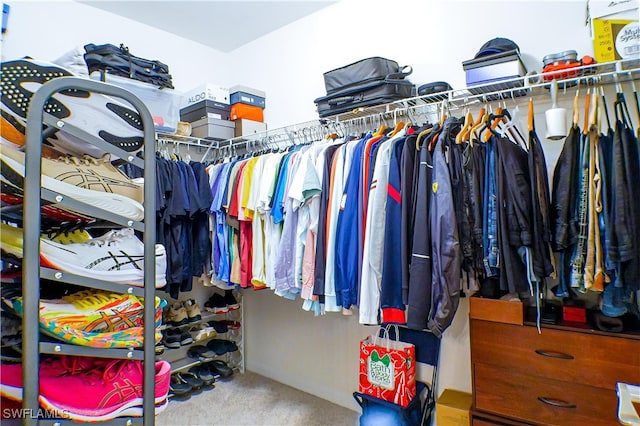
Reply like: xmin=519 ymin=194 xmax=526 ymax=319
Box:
xmin=469 ymin=295 xmax=524 ymax=325
xmin=230 ymin=103 xmax=264 ymax=122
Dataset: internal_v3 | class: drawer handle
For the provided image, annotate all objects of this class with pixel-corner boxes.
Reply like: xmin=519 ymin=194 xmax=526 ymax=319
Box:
xmin=538 ymin=397 xmax=577 ymax=409
xmin=534 ymin=349 xmax=575 ymax=360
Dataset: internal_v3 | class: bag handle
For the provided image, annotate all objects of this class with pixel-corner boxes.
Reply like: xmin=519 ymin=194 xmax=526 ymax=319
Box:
xmin=386 ymin=65 xmax=413 ymax=80
xmin=372 ymin=323 xmax=402 ymax=351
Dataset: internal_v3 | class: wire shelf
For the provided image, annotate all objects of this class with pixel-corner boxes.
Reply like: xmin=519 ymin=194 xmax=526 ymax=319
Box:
xmin=323 ymin=59 xmax=640 ymax=122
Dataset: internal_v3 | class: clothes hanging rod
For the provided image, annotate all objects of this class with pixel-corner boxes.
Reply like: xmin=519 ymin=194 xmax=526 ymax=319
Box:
xmin=158 ymin=59 xmax=639 ymax=157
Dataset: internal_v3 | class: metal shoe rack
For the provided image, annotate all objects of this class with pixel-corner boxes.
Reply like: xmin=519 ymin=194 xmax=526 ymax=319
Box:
xmin=20 ymin=77 xmax=157 ymax=425
xmin=158 ymin=292 xmax=245 ymax=376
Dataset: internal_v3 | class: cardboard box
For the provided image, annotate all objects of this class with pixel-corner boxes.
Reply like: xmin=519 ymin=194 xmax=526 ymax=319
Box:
xmin=591 ymin=0 xmax=639 ymax=63
xmin=230 ymin=85 xmax=266 ymax=108
xmin=191 ymin=117 xmax=234 ymax=141
xmin=180 ymin=100 xmax=230 ymax=123
xmin=234 ymin=119 xmax=267 ymax=137
xmin=462 ymin=50 xmax=527 ymax=96
xmin=469 ymin=295 xmax=524 ymax=325
xmin=230 ymin=103 xmax=264 ymax=122
xmin=436 ymin=389 xmax=472 ymax=426
xmin=182 ymin=83 xmax=229 ymax=107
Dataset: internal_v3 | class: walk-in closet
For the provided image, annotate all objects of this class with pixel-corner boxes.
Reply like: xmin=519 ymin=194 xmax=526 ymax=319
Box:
xmin=1 ymin=1 xmax=639 ymax=425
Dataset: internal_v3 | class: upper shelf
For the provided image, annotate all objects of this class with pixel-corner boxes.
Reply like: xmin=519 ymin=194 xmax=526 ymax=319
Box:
xmin=325 ymin=59 xmax=640 ymax=122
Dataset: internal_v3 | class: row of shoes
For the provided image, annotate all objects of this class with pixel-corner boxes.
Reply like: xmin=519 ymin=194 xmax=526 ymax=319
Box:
xmin=164 ymin=299 xmax=201 ymax=327
xmin=169 ymin=360 xmax=234 ymax=399
xmin=204 ymin=290 xmax=240 ymax=314
xmin=5 ymin=288 xmax=164 ymax=349
xmin=0 ymin=222 xmax=167 ymax=289
xmin=0 ymin=355 xmax=171 ymax=421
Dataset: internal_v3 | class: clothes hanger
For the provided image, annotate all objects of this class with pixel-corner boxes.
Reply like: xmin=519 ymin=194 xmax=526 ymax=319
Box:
xmin=572 ymin=87 xmax=580 ymax=128
xmin=455 ymin=107 xmax=474 ymax=144
xmin=415 ymin=125 xmax=434 ymax=151
xmin=469 ymin=107 xmax=489 ymax=145
xmin=599 ymin=85 xmax=612 ymax=132
xmin=373 ymin=114 xmax=387 ymax=136
xmin=589 ymin=88 xmax=599 ymax=129
xmin=389 ymin=120 xmax=405 ymax=137
xmin=482 ymin=106 xmax=504 ymax=142
xmin=583 ymin=86 xmax=591 ymax=135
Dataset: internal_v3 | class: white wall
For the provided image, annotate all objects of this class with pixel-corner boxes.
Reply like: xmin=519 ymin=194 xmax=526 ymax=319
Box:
xmin=1 ymin=0 xmax=230 ymax=91
xmin=229 ymin=0 xmax=599 ymax=128
xmin=2 ymin=0 xmax=629 ymax=416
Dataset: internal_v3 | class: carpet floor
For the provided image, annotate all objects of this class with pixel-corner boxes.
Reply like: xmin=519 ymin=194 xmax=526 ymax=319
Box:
xmin=156 ymin=371 xmax=360 ymax=426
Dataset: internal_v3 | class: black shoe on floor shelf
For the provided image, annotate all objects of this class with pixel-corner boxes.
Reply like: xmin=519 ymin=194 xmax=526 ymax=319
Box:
xmin=169 ymin=374 xmax=192 ymax=399
xmin=189 ymin=364 xmax=217 ymax=387
xmin=178 ymin=371 xmax=204 ymax=392
xmin=205 ymin=359 xmax=234 ymax=380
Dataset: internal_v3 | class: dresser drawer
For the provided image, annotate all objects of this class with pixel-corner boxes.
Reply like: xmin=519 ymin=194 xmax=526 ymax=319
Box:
xmin=471 ymin=320 xmax=640 ymax=390
xmin=474 ymin=362 xmax=620 ymax=425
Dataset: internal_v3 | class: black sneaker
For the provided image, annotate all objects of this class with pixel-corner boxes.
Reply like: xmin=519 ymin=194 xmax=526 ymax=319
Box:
xmin=206 ymin=339 xmax=238 ymax=356
xmin=209 ymin=320 xmax=228 ymax=334
xmin=179 ymin=330 xmax=194 ymax=346
xmin=178 ymin=371 xmax=204 ymax=391
xmin=163 ymin=329 xmax=181 ymax=349
xmin=224 ymin=290 xmax=240 ymax=311
xmin=204 ymin=292 xmax=228 ymax=314
xmin=187 ymin=345 xmax=216 ymax=361
xmin=189 ymin=364 xmax=217 ymax=387
xmin=206 ymin=360 xmax=234 ymax=380
xmin=169 ymin=374 xmax=192 ymax=398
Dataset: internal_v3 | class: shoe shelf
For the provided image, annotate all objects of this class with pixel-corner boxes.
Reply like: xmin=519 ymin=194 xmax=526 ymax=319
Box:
xmin=19 ymin=76 xmax=158 ymax=426
xmin=158 ymin=309 xmax=236 ymax=331
xmin=165 ymin=357 xmax=202 ymax=375
xmin=39 ymin=188 xmax=144 ymax=232
xmin=39 ymin=342 xmax=143 ymax=361
xmin=40 ymin=267 xmax=146 ymax=298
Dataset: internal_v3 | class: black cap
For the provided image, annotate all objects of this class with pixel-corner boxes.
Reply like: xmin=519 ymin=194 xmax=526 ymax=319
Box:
xmin=475 ymin=37 xmax=519 ymax=58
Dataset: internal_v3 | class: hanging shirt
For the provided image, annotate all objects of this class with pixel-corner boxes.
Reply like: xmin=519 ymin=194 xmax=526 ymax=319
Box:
xmin=334 ymin=137 xmax=367 ymax=311
xmin=359 ymin=138 xmax=394 ymax=325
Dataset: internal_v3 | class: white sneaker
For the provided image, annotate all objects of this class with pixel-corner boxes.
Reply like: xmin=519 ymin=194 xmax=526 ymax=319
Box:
xmin=40 ymin=228 xmax=167 ymax=288
xmin=1 ymin=58 xmax=145 ymax=157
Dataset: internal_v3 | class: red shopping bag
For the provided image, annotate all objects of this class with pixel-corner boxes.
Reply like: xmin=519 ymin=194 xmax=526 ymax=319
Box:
xmin=358 ymin=325 xmax=416 ymax=407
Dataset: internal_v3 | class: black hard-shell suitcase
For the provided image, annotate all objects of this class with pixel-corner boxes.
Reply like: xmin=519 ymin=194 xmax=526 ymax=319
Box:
xmin=315 ymin=78 xmax=415 ymax=118
xmin=323 ymin=57 xmax=412 ymax=94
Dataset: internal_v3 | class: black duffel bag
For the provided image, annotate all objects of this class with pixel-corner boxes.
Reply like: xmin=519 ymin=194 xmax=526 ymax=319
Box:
xmin=315 ymin=57 xmax=414 ymax=117
xmin=323 ymin=57 xmax=412 ymax=94
xmin=84 ymin=43 xmax=174 ymax=89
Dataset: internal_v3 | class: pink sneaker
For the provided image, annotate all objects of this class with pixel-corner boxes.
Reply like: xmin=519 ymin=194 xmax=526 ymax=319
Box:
xmin=0 ymin=357 xmax=170 ymax=421
xmin=0 ymin=356 xmax=105 ymax=401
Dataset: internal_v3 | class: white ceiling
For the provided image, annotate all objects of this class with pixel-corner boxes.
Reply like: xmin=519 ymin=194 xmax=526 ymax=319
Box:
xmin=76 ymin=1 xmax=336 ymax=53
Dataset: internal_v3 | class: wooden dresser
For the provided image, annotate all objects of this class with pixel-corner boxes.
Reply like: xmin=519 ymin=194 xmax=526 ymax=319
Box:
xmin=470 ymin=317 xmax=640 ymax=425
